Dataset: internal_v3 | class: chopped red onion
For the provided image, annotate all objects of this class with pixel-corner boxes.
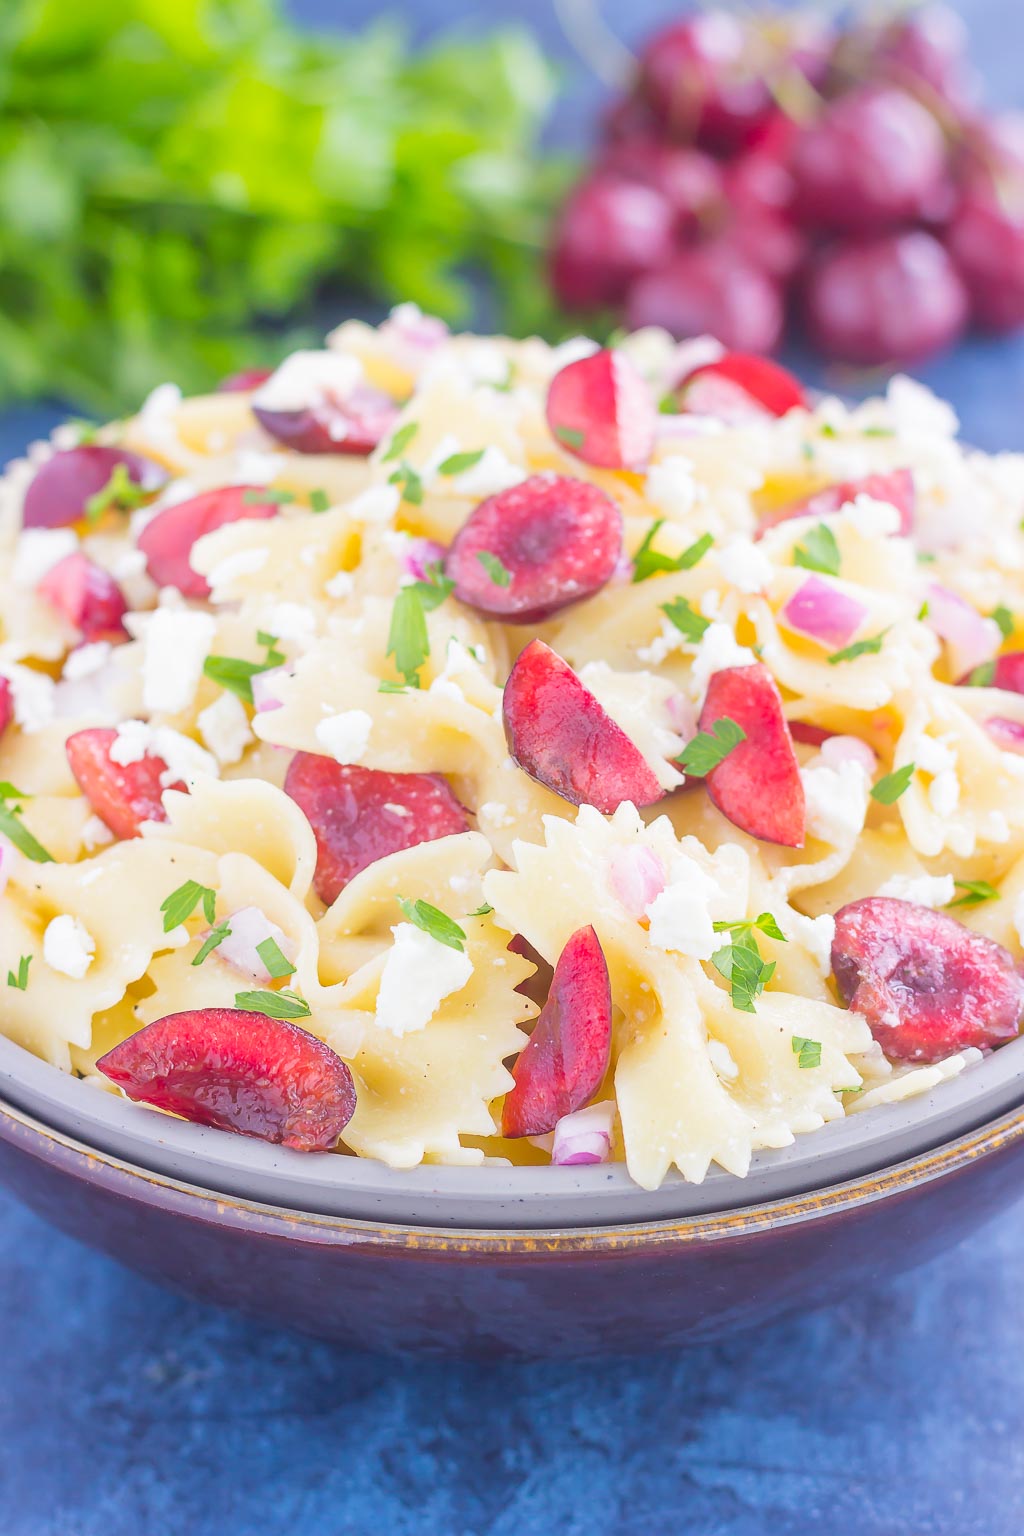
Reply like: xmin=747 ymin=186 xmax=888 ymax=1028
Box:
xmin=782 ymin=575 xmax=868 ymax=650
xmin=551 ymin=1102 xmax=615 ymax=1166
xmin=250 ymin=665 xmax=291 ymax=714
xmin=985 ymin=716 xmax=1024 ymax=754
xmin=213 ymin=907 xmax=295 ymax=981
xmin=609 ymin=845 xmax=666 ymax=918
xmin=819 ymin=734 xmax=878 ymax=777
xmin=926 ymin=583 xmax=1000 ymax=677
xmin=402 ymin=537 xmax=447 ymax=583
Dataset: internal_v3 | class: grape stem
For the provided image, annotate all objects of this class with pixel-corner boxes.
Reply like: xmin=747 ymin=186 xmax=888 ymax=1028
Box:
xmin=553 ymin=0 xmax=636 ymax=89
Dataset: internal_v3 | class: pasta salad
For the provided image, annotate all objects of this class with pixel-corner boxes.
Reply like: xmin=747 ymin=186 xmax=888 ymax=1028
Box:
xmin=1 ymin=308 xmax=1022 ymax=1191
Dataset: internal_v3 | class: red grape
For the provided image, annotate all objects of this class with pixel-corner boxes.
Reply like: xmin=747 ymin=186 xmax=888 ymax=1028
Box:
xmin=638 ymin=13 xmax=773 ymax=154
xmin=803 ymin=231 xmax=968 ymax=366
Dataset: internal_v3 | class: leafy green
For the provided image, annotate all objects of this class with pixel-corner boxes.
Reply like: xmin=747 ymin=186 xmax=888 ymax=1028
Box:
xmin=792 ymin=1035 xmax=822 ymax=1069
xmin=827 ymin=628 xmax=890 ymax=666
xmin=632 ymin=523 xmax=713 ymax=584
xmin=384 ymin=563 xmax=454 ymax=688
xmin=992 ymin=605 xmax=1015 ymax=639
xmin=793 ymin=523 xmax=841 ymax=576
xmin=476 ymin=550 xmax=511 ymax=587
xmin=676 ymin=718 xmax=746 ymax=778
xmin=947 ymin=879 xmax=1000 ymax=909
xmin=0 ymin=784 xmax=53 ymax=863
xmin=871 ymin=763 xmax=915 ymax=805
xmin=0 ymin=5 xmax=560 ymax=414
xmin=192 ymin=920 xmax=231 ymax=967
xmin=7 ymin=954 xmax=31 ymax=990
xmin=256 ymin=935 xmax=296 ymax=979
xmin=203 ymin=631 xmax=284 ymax=703
xmin=234 ymin=987 xmax=311 ymax=1020
xmin=660 ymin=596 xmax=709 ymax=643
xmin=438 ymin=448 xmax=485 ymax=476
xmin=160 ymin=879 xmax=217 ymax=932
xmin=397 ymin=896 xmax=467 ymax=952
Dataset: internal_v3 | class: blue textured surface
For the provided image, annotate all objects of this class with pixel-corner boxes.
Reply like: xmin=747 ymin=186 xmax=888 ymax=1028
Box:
xmin=3 ymin=2 xmax=1024 ymax=1532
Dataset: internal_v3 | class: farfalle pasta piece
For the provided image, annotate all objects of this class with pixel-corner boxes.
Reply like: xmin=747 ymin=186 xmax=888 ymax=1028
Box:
xmin=150 ymin=777 xmax=317 ymax=901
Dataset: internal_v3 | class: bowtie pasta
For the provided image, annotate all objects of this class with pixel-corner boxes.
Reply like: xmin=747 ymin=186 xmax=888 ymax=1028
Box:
xmin=1 ymin=309 xmax=1022 ymax=1190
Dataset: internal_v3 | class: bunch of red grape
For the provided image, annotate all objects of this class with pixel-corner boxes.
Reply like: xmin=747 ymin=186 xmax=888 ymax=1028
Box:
xmin=549 ymin=5 xmax=1024 ymax=367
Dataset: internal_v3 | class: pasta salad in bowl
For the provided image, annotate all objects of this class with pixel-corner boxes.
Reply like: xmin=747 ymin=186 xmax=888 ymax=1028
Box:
xmin=2 ymin=308 xmax=1024 ymax=1209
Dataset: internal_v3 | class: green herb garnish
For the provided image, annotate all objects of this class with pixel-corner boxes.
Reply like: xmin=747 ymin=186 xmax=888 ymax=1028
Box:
xmin=660 ymin=596 xmax=710 ymax=643
xmin=710 ymin=920 xmax=780 ymax=1014
xmin=234 ymin=988 xmax=311 ymax=1020
xmin=947 ymin=879 xmax=1000 ymax=909
xmin=203 ymin=632 xmax=283 ymax=703
xmin=792 ymin=1035 xmax=823 ymax=1069
xmin=384 ymin=564 xmax=454 ymax=688
xmin=256 ymin=936 xmax=296 ymax=979
xmin=992 ymin=605 xmax=1015 ymax=639
xmin=397 ymin=896 xmax=467 ymax=952
xmin=192 ymin=921 xmax=232 ymax=967
xmin=476 ymin=551 xmax=512 ymax=588
xmin=676 ymin=718 xmax=746 ymax=778
xmin=870 ymin=763 xmax=915 ymax=805
xmin=84 ymin=462 xmax=148 ymax=525
xmin=793 ymin=523 xmax=841 ymax=576
xmin=553 ymin=424 xmax=585 ymax=451
xmin=388 ymin=462 xmax=424 ymax=506
xmin=438 ymin=448 xmax=486 ymax=476
xmin=632 ymin=523 xmax=713 ymax=584
xmin=828 ymin=629 xmax=889 ymax=666
xmin=381 ymin=422 xmax=419 ymax=463
xmin=7 ymin=955 xmax=31 ymax=991
xmin=161 ymin=880 xmax=217 ymax=933
xmin=243 ymin=487 xmax=294 ymax=505
xmin=0 ymin=784 xmax=53 ymax=863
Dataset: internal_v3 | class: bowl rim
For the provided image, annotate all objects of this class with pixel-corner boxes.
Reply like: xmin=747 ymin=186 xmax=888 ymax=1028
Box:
xmin=3 ymin=1090 xmax=1022 ymax=1251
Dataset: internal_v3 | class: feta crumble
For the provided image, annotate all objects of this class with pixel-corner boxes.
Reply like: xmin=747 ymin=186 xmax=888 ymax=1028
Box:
xmin=198 ymin=692 xmax=252 ymax=766
xmin=374 ymin=923 xmax=474 ymax=1036
xmin=876 ymin=872 xmax=956 ymax=907
xmin=314 ymin=709 xmax=372 ymax=764
xmin=142 ymin=609 xmax=216 ymax=715
xmin=43 ymin=915 xmax=95 ymax=979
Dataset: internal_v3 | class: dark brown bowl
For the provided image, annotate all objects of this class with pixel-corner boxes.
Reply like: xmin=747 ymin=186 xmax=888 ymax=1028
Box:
xmin=3 ymin=1091 xmax=1023 ymax=1357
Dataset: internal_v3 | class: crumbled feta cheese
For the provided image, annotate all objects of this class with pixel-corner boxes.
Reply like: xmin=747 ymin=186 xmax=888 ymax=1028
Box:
xmin=801 ymin=759 xmax=870 ymax=846
xmin=0 ymin=663 xmax=56 ymax=732
xmin=451 ymin=446 xmax=525 ymax=498
xmin=142 ymin=608 xmax=216 ymax=715
xmin=914 ymin=734 xmax=957 ymax=777
xmin=929 ymin=769 xmax=960 ymax=817
xmin=62 ymin=641 xmax=112 ymax=682
xmin=844 ymin=494 xmax=903 ymax=539
xmin=478 ymin=801 xmax=515 ymax=831
xmin=198 ymin=692 xmax=252 ymax=766
xmin=688 ymin=622 xmax=757 ymax=701
xmin=315 ymin=709 xmax=372 ymax=764
xmin=707 ymin=1039 xmax=740 ymax=1080
xmin=374 ymin=923 xmax=474 ymax=1036
xmin=886 ymin=374 xmax=958 ymax=439
xmin=110 ymin=720 xmax=217 ymax=788
xmin=346 ymin=484 xmax=401 ymax=524
xmin=645 ymin=854 xmax=722 ymax=959
xmin=785 ymin=910 xmax=836 ymax=978
xmin=81 ymin=815 xmax=115 ymax=851
xmin=253 ymin=350 xmax=363 ymax=413
xmin=232 ymin=450 xmax=288 ymax=485
xmin=12 ymin=528 xmax=78 ymax=589
xmin=265 ymin=602 xmax=316 ymax=648
xmin=325 ymin=570 xmax=354 ymax=599
xmin=43 ymin=915 xmax=95 ymax=979
xmin=717 ymin=538 xmax=774 ymax=594
xmin=645 ymin=456 xmax=697 ymax=519
xmin=876 ymin=872 xmax=955 ymax=908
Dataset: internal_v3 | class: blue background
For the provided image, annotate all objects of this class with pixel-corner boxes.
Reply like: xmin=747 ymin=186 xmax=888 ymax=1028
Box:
xmin=3 ymin=3 xmax=1024 ymax=1532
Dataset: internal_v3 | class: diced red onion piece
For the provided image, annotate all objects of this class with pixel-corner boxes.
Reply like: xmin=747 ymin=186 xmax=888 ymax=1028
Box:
xmin=819 ymin=734 xmax=878 ymax=777
xmin=251 ymin=665 xmax=291 ymax=714
xmin=402 ymin=537 xmax=447 ymax=583
xmin=985 ymin=716 xmax=1024 ymax=754
xmin=551 ymin=1102 xmax=615 ymax=1166
xmin=213 ymin=907 xmax=295 ymax=981
xmin=926 ymin=583 xmax=999 ymax=676
xmin=609 ymin=845 xmax=666 ymax=918
xmin=782 ymin=575 xmax=868 ymax=649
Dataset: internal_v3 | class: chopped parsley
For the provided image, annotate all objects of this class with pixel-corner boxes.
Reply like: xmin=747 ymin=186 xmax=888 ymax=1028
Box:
xmin=676 ymin=717 xmax=746 ymax=777
xmin=384 ymin=563 xmax=454 ymax=688
xmin=397 ymin=896 xmax=467 ymax=952
xmin=83 ymin=462 xmax=149 ymax=525
xmin=966 ymin=660 xmax=995 ymax=687
xmin=660 ymin=595 xmax=710 ymax=643
xmin=827 ymin=628 xmax=889 ymax=666
xmin=7 ymin=954 xmax=31 ymax=991
xmin=388 ymin=461 xmax=424 ymax=506
xmin=553 ymin=424 xmax=585 ymax=451
xmin=792 ymin=1035 xmax=823 ymax=1069
xmin=793 ymin=522 xmax=841 ymax=576
xmin=192 ymin=921 xmax=231 ymax=967
xmin=234 ymin=988 xmax=311 ymax=1020
xmin=992 ymin=605 xmax=1015 ymax=639
xmin=713 ymin=912 xmax=788 ymax=945
xmin=476 ymin=550 xmax=512 ymax=588
xmin=711 ymin=918 xmax=778 ymax=1013
xmin=381 ymin=421 xmax=419 ymax=463
xmin=0 ymin=784 xmax=53 ymax=863
xmin=632 ymin=523 xmax=713 ymax=584
xmin=309 ymin=488 xmax=330 ymax=514
xmin=947 ymin=879 xmax=1000 ymax=909
xmin=438 ymin=448 xmax=486 ymax=476
xmin=243 ymin=486 xmax=294 ymax=505
xmin=203 ymin=632 xmax=284 ymax=703
xmin=870 ymin=763 xmax=915 ymax=805
xmin=256 ymin=936 xmax=296 ymax=979
xmin=161 ymin=879 xmax=217 ymax=932
xmin=468 ymin=902 xmax=494 ymax=917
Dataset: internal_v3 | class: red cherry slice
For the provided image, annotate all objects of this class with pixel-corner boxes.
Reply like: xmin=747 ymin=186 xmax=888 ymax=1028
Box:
xmin=762 ymin=469 xmax=916 ymax=536
xmin=832 ymin=897 xmax=1024 ymax=1063
xmin=22 ymin=446 xmax=167 ymax=530
xmin=501 ymin=925 xmax=612 ymax=1137
xmin=137 ymin=485 xmax=280 ymax=598
xmin=446 ymin=474 xmax=622 ymax=624
xmin=699 ymin=663 xmax=805 ymax=847
xmin=789 ymin=721 xmax=834 ymax=747
xmin=0 ymin=677 xmax=12 ymax=739
xmin=218 ymin=367 xmax=273 ymax=393
xmin=502 ymin=639 xmax=663 ymax=814
xmin=97 ymin=1007 xmax=356 ymax=1151
xmin=37 ymin=553 xmax=128 ymax=642
xmin=283 ymin=755 xmax=469 ymax=906
xmin=676 ymin=352 xmax=808 ymax=419
xmin=253 ymin=385 xmax=399 ymax=457
xmin=545 ymin=349 xmax=657 ymax=470
xmin=66 ymin=726 xmax=185 ymax=839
